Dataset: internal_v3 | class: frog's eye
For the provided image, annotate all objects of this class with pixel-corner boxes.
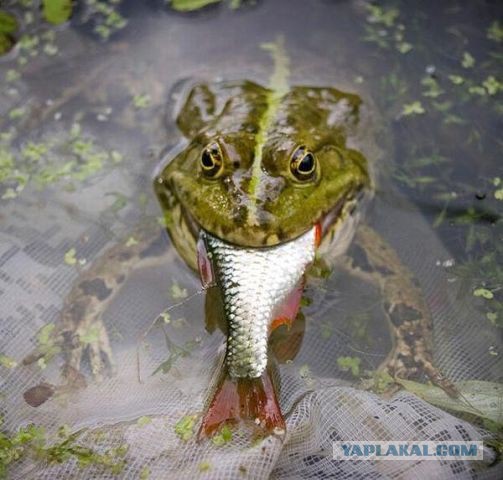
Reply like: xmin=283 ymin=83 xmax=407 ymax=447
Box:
xmin=200 ymin=142 xmax=224 ymax=178
xmin=290 ymin=146 xmax=317 ymax=181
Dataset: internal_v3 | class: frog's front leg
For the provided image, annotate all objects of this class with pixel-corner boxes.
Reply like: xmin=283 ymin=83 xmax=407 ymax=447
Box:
xmin=339 ymin=224 xmax=457 ymax=397
xmin=24 ymin=227 xmax=174 ymax=383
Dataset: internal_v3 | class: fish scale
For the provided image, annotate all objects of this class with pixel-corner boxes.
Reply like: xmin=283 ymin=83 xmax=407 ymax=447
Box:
xmin=202 ymin=226 xmax=317 ymax=379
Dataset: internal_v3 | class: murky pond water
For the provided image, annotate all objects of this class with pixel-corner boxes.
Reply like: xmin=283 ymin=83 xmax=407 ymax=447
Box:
xmin=0 ymin=1 xmax=501 ymax=478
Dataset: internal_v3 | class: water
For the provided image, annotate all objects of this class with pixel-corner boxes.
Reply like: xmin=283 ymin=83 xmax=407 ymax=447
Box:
xmin=0 ymin=1 xmax=501 ymax=478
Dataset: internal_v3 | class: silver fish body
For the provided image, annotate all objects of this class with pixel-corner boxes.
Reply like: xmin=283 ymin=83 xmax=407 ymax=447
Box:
xmin=201 ymin=227 xmax=317 ymax=379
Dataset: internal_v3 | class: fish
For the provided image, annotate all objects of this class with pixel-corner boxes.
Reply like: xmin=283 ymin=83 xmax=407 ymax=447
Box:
xmin=197 ymin=224 xmax=320 ymax=437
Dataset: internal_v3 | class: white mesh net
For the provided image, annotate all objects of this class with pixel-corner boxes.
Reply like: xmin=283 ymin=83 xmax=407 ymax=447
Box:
xmin=0 ymin=4 xmax=502 ymax=479
xmin=1 ymin=150 xmax=501 ymax=479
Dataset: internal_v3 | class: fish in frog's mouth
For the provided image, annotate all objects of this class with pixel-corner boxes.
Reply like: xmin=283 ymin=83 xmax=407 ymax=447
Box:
xmin=157 ymin=188 xmax=362 ymax=438
xmin=195 ymin=224 xmax=321 ymax=438
xmin=155 ymin=175 xmax=365 ymax=438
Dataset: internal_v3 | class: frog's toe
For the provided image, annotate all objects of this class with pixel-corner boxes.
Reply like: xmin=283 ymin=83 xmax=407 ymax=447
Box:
xmin=23 ymin=327 xmax=66 ymax=366
xmin=420 ymin=360 xmax=459 ymax=398
xmin=89 ymin=342 xmax=105 ymax=382
xmin=67 ymin=343 xmax=84 ymax=372
xmin=85 ymin=322 xmax=115 ymax=382
xmin=381 ymin=356 xmax=458 ymax=398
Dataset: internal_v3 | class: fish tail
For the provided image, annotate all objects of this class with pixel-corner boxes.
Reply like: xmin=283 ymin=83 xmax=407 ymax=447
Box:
xmin=198 ymin=365 xmax=285 ymax=439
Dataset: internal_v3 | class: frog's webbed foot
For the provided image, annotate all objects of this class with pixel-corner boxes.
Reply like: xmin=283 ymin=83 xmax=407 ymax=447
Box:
xmin=65 ymin=318 xmax=116 ymax=383
xmin=24 ymin=228 xmax=172 ymax=387
xmin=379 ymin=316 xmax=458 ymax=398
xmin=23 ymin=300 xmax=117 ymax=384
xmin=341 ymin=225 xmax=458 ymax=398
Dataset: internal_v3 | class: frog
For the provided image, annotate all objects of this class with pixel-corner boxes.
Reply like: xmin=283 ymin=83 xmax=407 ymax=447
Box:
xmin=22 ymin=42 xmax=456 ymax=429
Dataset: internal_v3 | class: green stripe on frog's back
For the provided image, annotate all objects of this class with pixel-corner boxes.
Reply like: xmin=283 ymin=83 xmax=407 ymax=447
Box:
xmin=246 ymin=37 xmax=290 ymax=227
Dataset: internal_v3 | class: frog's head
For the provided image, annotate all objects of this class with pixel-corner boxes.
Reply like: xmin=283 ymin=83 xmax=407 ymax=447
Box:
xmin=154 ymin=81 xmax=371 ymax=268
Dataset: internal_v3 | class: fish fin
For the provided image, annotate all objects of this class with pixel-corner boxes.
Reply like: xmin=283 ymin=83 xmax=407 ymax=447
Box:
xmin=204 ymin=285 xmax=227 ymax=334
xmin=197 ymin=234 xmax=214 ymax=288
xmin=270 ymin=280 xmax=304 ymax=333
xmin=271 ymin=312 xmax=306 ymax=363
xmin=270 ymin=316 xmax=292 ymax=331
xmin=198 ymin=366 xmax=285 ymax=439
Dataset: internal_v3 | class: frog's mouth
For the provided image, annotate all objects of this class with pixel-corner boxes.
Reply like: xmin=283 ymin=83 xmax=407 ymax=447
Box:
xmin=179 ymin=192 xmax=357 ymax=251
xmin=159 ymin=163 xmax=369 ymax=249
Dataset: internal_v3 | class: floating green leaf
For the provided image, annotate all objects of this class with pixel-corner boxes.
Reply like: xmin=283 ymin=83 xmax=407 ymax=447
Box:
xmin=0 ymin=424 xmax=127 ymax=475
xmin=174 ymin=415 xmax=196 ymax=441
xmin=299 ymin=364 xmax=311 ymax=379
xmin=136 ymin=416 xmax=152 ymax=427
xmin=36 ymin=324 xmax=55 ymax=347
xmin=468 ymin=85 xmax=486 ymax=96
xmin=132 ymin=94 xmax=151 ymax=109
xmin=482 ymin=76 xmax=502 ymax=96
xmin=337 ymin=356 xmax=361 ymax=377
xmin=9 ymin=107 xmax=26 ymax=120
xmin=110 ymin=150 xmax=123 ymax=163
xmin=64 ymin=248 xmax=77 ymax=265
xmin=106 ymin=192 xmax=128 ymax=213
xmin=0 ymin=354 xmax=17 ymax=369
xmin=461 ymin=51 xmax=475 ymax=68
xmin=448 ymin=74 xmax=464 ymax=85
xmin=366 ymin=5 xmax=399 ymax=27
xmin=199 ymin=461 xmax=212 ymax=472
xmin=42 ymin=0 xmax=73 ymax=25
xmin=320 ymin=321 xmax=333 ymax=339
xmin=212 ymin=424 xmax=232 ymax=446
xmin=170 ymin=283 xmax=188 ymax=299
xmin=487 ymin=312 xmax=498 ymax=325
xmin=370 ymin=371 xmax=394 ymax=394
xmin=5 ymin=69 xmax=19 ymax=83
xmin=396 ymin=41 xmax=412 ymax=54
xmin=421 ymin=76 xmax=443 ymax=98
xmin=487 ymin=20 xmax=503 ymax=42
xmin=125 ymin=236 xmax=138 ymax=247
xmin=402 ymin=101 xmax=425 ymax=116
xmin=170 ymin=0 xmax=221 ymax=12
xmin=0 ymin=187 xmax=17 ymax=199
xmin=22 ymin=142 xmax=48 ymax=162
xmin=473 ymin=288 xmax=494 ymax=300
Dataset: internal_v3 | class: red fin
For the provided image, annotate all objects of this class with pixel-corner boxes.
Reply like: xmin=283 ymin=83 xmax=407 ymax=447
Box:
xmin=270 ymin=280 xmax=304 ymax=333
xmin=204 ymin=285 xmax=227 ymax=334
xmin=270 ymin=316 xmax=292 ymax=332
xmin=199 ymin=367 xmax=285 ymax=439
xmin=271 ymin=312 xmax=306 ymax=363
xmin=197 ymin=235 xmax=214 ymax=288
xmin=314 ymin=222 xmax=322 ymax=248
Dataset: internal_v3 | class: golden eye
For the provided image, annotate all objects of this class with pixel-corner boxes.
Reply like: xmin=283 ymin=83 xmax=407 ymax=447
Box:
xmin=290 ymin=145 xmax=317 ymax=181
xmin=200 ymin=142 xmax=224 ymax=178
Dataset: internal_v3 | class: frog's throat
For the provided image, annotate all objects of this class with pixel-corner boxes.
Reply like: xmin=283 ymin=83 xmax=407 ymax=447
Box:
xmin=246 ymin=36 xmax=290 ymax=227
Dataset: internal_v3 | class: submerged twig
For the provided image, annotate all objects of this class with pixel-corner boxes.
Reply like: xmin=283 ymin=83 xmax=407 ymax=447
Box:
xmin=135 ymin=287 xmax=205 ymax=383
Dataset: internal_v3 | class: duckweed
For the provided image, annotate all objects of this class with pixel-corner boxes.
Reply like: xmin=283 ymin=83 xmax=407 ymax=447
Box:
xmin=174 ymin=415 xmax=197 ymax=441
